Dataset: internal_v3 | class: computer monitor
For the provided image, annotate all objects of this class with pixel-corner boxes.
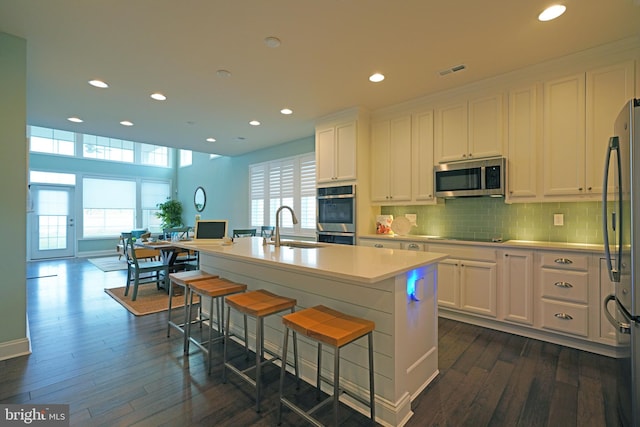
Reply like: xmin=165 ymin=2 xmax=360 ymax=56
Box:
xmin=194 ymin=220 xmax=228 ymax=241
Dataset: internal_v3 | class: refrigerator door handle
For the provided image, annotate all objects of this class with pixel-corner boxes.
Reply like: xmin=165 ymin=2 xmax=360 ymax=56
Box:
xmin=603 ymin=294 xmax=631 ymax=334
xmin=602 ymin=136 xmax=622 ymax=282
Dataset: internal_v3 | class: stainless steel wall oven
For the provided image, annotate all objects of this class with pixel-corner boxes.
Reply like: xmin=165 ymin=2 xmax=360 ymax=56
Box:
xmin=316 ymin=184 xmax=355 ymax=245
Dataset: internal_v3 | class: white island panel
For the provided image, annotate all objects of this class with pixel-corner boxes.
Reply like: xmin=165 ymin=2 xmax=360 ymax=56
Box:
xmin=178 ymin=237 xmax=446 ymax=426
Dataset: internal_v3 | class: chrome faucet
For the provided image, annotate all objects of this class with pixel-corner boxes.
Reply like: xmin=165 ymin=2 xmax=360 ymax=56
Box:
xmin=274 ymin=205 xmax=298 ymax=247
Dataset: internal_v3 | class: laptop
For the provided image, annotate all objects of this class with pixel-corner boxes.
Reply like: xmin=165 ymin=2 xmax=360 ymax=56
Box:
xmin=193 ymin=219 xmax=229 ymax=242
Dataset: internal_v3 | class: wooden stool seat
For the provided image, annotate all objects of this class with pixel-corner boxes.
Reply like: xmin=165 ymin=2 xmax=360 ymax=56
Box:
xmin=278 ymin=305 xmax=376 ymax=426
xmin=223 ymin=289 xmax=299 ymax=413
xmin=167 ymin=270 xmax=218 ymax=352
xmin=186 ymin=276 xmax=247 ymax=374
xmin=282 ymin=305 xmax=375 ymax=348
xmin=225 ymin=289 xmax=296 ymax=317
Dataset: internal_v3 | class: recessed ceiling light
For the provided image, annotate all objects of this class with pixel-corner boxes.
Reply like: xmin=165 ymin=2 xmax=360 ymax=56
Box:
xmin=249 ymin=120 xmax=261 ymax=126
xmin=216 ymin=69 xmax=232 ymax=78
xmin=280 ymin=108 xmax=293 ymax=115
xmin=120 ymin=120 xmax=134 ymax=126
xmin=67 ymin=117 xmax=83 ymax=123
xmin=264 ymin=36 xmax=281 ymax=48
xmin=206 ymin=137 xmax=216 ymax=142
xmin=369 ymin=73 xmax=385 ymax=83
xmin=538 ymin=4 xmax=566 ymax=21
xmin=88 ymin=79 xmax=108 ymax=88
xmin=150 ymin=92 xmax=167 ymax=101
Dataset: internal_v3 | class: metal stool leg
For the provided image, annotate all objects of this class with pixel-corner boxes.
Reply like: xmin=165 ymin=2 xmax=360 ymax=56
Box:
xmin=334 ymin=346 xmax=340 ymax=426
xmin=255 ymin=316 xmax=263 ymax=412
xmin=368 ymin=332 xmax=375 ymax=423
xmin=277 ymin=326 xmax=290 ymax=425
xmin=316 ymin=342 xmax=322 ymax=400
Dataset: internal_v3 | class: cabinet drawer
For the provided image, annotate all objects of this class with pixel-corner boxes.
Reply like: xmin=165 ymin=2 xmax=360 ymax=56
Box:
xmin=539 ymin=252 xmax=588 ymax=271
xmin=429 ymin=244 xmax=497 ymax=262
xmin=540 ymin=268 xmax=588 ymax=303
xmin=540 ymin=299 xmax=588 ymax=337
xmin=359 ymin=239 xmax=402 ymax=249
xmin=402 ymin=241 xmax=425 ymax=251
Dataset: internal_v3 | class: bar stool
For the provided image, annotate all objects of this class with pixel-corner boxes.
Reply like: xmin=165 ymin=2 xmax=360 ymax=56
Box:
xmin=277 ymin=305 xmax=375 ymax=426
xmin=187 ymin=277 xmax=247 ymax=374
xmin=222 ymin=289 xmax=299 ymax=413
xmin=167 ymin=270 xmax=218 ymax=353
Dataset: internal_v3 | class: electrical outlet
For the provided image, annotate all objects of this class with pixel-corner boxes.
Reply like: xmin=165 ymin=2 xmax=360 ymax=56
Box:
xmin=405 ymin=214 xmax=417 ymax=225
xmin=554 ymin=213 xmax=564 ymax=226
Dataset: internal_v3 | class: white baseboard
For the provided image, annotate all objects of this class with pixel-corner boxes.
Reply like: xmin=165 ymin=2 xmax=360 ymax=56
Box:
xmin=0 ymin=337 xmax=31 ymax=361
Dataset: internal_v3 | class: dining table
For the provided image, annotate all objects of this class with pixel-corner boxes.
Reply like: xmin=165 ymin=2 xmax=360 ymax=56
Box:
xmin=135 ymin=239 xmax=197 ymax=269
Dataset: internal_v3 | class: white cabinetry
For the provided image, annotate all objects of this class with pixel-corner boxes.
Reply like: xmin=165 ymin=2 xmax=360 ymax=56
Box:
xmin=507 ymin=84 xmax=541 ymax=201
xmin=537 ymin=252 xmax=590 ymax=337
xmin=412 ymin=109 xmax=436 ymax=202
xmin=316 ymin=121 xmax=357 ymax=183
xmin=501 ymin=250 xmax=534 ymax=325
xmin=358 ymin=238 xmax=402 ymax=249
xmin=543 ymin=61 xmax=635 ymax=198
xmin=434 ymin=244 xmax=497 ymax=318
xmin=435 ymin=93 xmax=505 ymax=163
xmin=371 ymin=115 xmax=412 ymax=202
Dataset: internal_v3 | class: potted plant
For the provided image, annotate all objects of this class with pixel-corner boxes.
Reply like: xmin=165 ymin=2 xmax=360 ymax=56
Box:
xmin=156 ymin=198 xmax=183 ymax=229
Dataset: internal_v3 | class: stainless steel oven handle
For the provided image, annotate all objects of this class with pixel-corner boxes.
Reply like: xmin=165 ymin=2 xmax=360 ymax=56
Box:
xmin=317 ymin=195 xmax=355 ymax=200
xmin=603 ymin=294 xmax=631 ymax=334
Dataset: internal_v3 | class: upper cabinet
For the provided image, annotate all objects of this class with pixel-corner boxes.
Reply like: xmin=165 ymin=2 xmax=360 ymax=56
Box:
xmin=435 ymin=92 xmax=505 ymax=163
xmin=507 ymin=84 xmax=541 ymax=201
xmin=413 ymin=109 xmax=436 ymax=202
xmin=370 ymin=115 xmax=412 ymax=202
xmin=543 ymin=61 xmax=635 ymax=198
xmin=316 ymin=120 xmax=357 ymax=183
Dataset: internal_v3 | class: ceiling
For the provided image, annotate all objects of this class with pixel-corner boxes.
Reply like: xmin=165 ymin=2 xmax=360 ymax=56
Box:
xmin=1 ymin=1 xmax=639 ymax=157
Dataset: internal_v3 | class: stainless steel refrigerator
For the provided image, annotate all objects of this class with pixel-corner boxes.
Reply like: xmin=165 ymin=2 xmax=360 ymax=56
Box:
xmin=603 ymin=98 xmax=640 ymax=427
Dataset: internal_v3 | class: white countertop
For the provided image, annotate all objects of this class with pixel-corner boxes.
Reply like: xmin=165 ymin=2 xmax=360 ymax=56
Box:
xmin=176 ymin=237 xmax=447 ymax=284
xmin=359 ymin=234 xmax=607 ymax=253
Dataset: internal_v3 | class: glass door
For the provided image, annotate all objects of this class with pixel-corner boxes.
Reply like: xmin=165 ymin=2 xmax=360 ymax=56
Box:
xmin=29 ymin=185 xmax=75 ymax=259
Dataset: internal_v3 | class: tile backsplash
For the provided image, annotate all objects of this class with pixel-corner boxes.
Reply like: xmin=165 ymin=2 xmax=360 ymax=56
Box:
xmin=382 ymin=198 xmax=605 ymax=244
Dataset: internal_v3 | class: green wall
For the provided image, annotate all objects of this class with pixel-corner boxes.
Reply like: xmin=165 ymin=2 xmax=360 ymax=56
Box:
xmin=383 ymin=198 xmax=605 ymax=244
xmin=0 ymin=32 xmax=29 ymax=358
xmin=176 ymin=136 xmax=315 ymax=232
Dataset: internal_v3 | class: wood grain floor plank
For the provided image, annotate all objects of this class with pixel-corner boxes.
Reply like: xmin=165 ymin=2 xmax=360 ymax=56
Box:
xmin=0 ymin=259 xmax=622 ymax=427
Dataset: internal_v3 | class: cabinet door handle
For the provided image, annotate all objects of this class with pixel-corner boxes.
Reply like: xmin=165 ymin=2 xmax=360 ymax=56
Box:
xmin=554 ymin=313 xmax=573 ymax=320
xmin=554 ymin=281 xmax=573 ymax=288
xmin=554 ymin=258 xmax=573 ymax=264
xmin=407 ymin=243 xmax=419 ymax=250
xmin=374 ymin=244 xmax=383 ymax=248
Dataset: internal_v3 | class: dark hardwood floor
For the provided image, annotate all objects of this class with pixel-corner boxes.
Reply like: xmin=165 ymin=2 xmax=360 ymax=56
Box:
xmin=0 ymin=258 xmax=620 ymax=426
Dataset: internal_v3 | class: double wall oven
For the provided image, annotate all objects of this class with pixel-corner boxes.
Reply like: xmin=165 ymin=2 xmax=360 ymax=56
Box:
xmin=316 ymin=184 xmax=356 ymax=245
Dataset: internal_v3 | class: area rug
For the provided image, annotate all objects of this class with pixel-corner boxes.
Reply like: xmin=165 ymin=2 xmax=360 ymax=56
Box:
xmin=105 ymin=285 xmax=196 ymax=316
xmin=89 ymin=256 xmax=128 ymax=272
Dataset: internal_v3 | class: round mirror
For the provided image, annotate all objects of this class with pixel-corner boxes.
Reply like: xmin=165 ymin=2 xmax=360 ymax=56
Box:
xmin=194 ymin=186 xmax=206 ymax=212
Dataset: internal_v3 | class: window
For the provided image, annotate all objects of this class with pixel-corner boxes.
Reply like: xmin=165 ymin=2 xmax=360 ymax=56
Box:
xmin=141 ymin=181 xmax=170 ymax=232
xmin=83 ymin=178 xmax=136 ymax=237
xmin=29 ymin=126 xmax=75 ymax=156
xmin=30 ymin=171 xmax=76 ymax=185
xmin=179 ymin=149 xmax=192 ymax=167
xmin=140 ymin=143 xmax=169 ymax=167
xmin=249 ymin=153 xmax=316 ymax=236
xmin=83 ymin=134 xmax=134 ymax=162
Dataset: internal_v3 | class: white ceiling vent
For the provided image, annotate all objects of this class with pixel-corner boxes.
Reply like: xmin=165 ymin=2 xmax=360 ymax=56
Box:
xmin=439 ymin=64 xmax=467 ymax=76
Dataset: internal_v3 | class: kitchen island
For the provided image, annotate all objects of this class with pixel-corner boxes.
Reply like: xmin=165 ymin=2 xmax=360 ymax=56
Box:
xmin=176 ymin=237 xmax=447 ymax=426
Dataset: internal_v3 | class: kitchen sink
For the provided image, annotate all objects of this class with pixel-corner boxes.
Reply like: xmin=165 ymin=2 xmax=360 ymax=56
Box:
xmin=280 ymin=241 xmax=326 ymax=249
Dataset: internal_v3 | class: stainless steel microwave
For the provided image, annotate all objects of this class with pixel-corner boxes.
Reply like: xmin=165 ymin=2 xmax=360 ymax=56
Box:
xmin=434 ymin=157 xmax=506 ymax=198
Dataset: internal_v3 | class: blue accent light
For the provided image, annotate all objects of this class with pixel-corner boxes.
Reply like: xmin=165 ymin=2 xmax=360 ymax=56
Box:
xmin=407 ymin=269 xmax=420 ymax=301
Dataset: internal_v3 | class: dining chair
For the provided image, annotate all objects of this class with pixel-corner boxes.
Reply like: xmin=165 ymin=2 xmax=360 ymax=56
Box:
xmin=233 ymin=228 xmax=257 ymax=238
xmin=260 ymin=226 xmax=275 ymax=238
xmin=163 ymin=226 xmax=197 ymax=269
xmin=124 ymin=236 xmax=169 ymax=301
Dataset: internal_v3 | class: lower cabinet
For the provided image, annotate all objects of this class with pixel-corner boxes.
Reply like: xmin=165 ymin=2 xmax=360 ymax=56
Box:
xmin=434 ymin=245 xmax=498 ymax=318
xmin=501 ymin=250 xmax=534 ymax=325
xmin=537 ymin=251 xmax=590 ymax=338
